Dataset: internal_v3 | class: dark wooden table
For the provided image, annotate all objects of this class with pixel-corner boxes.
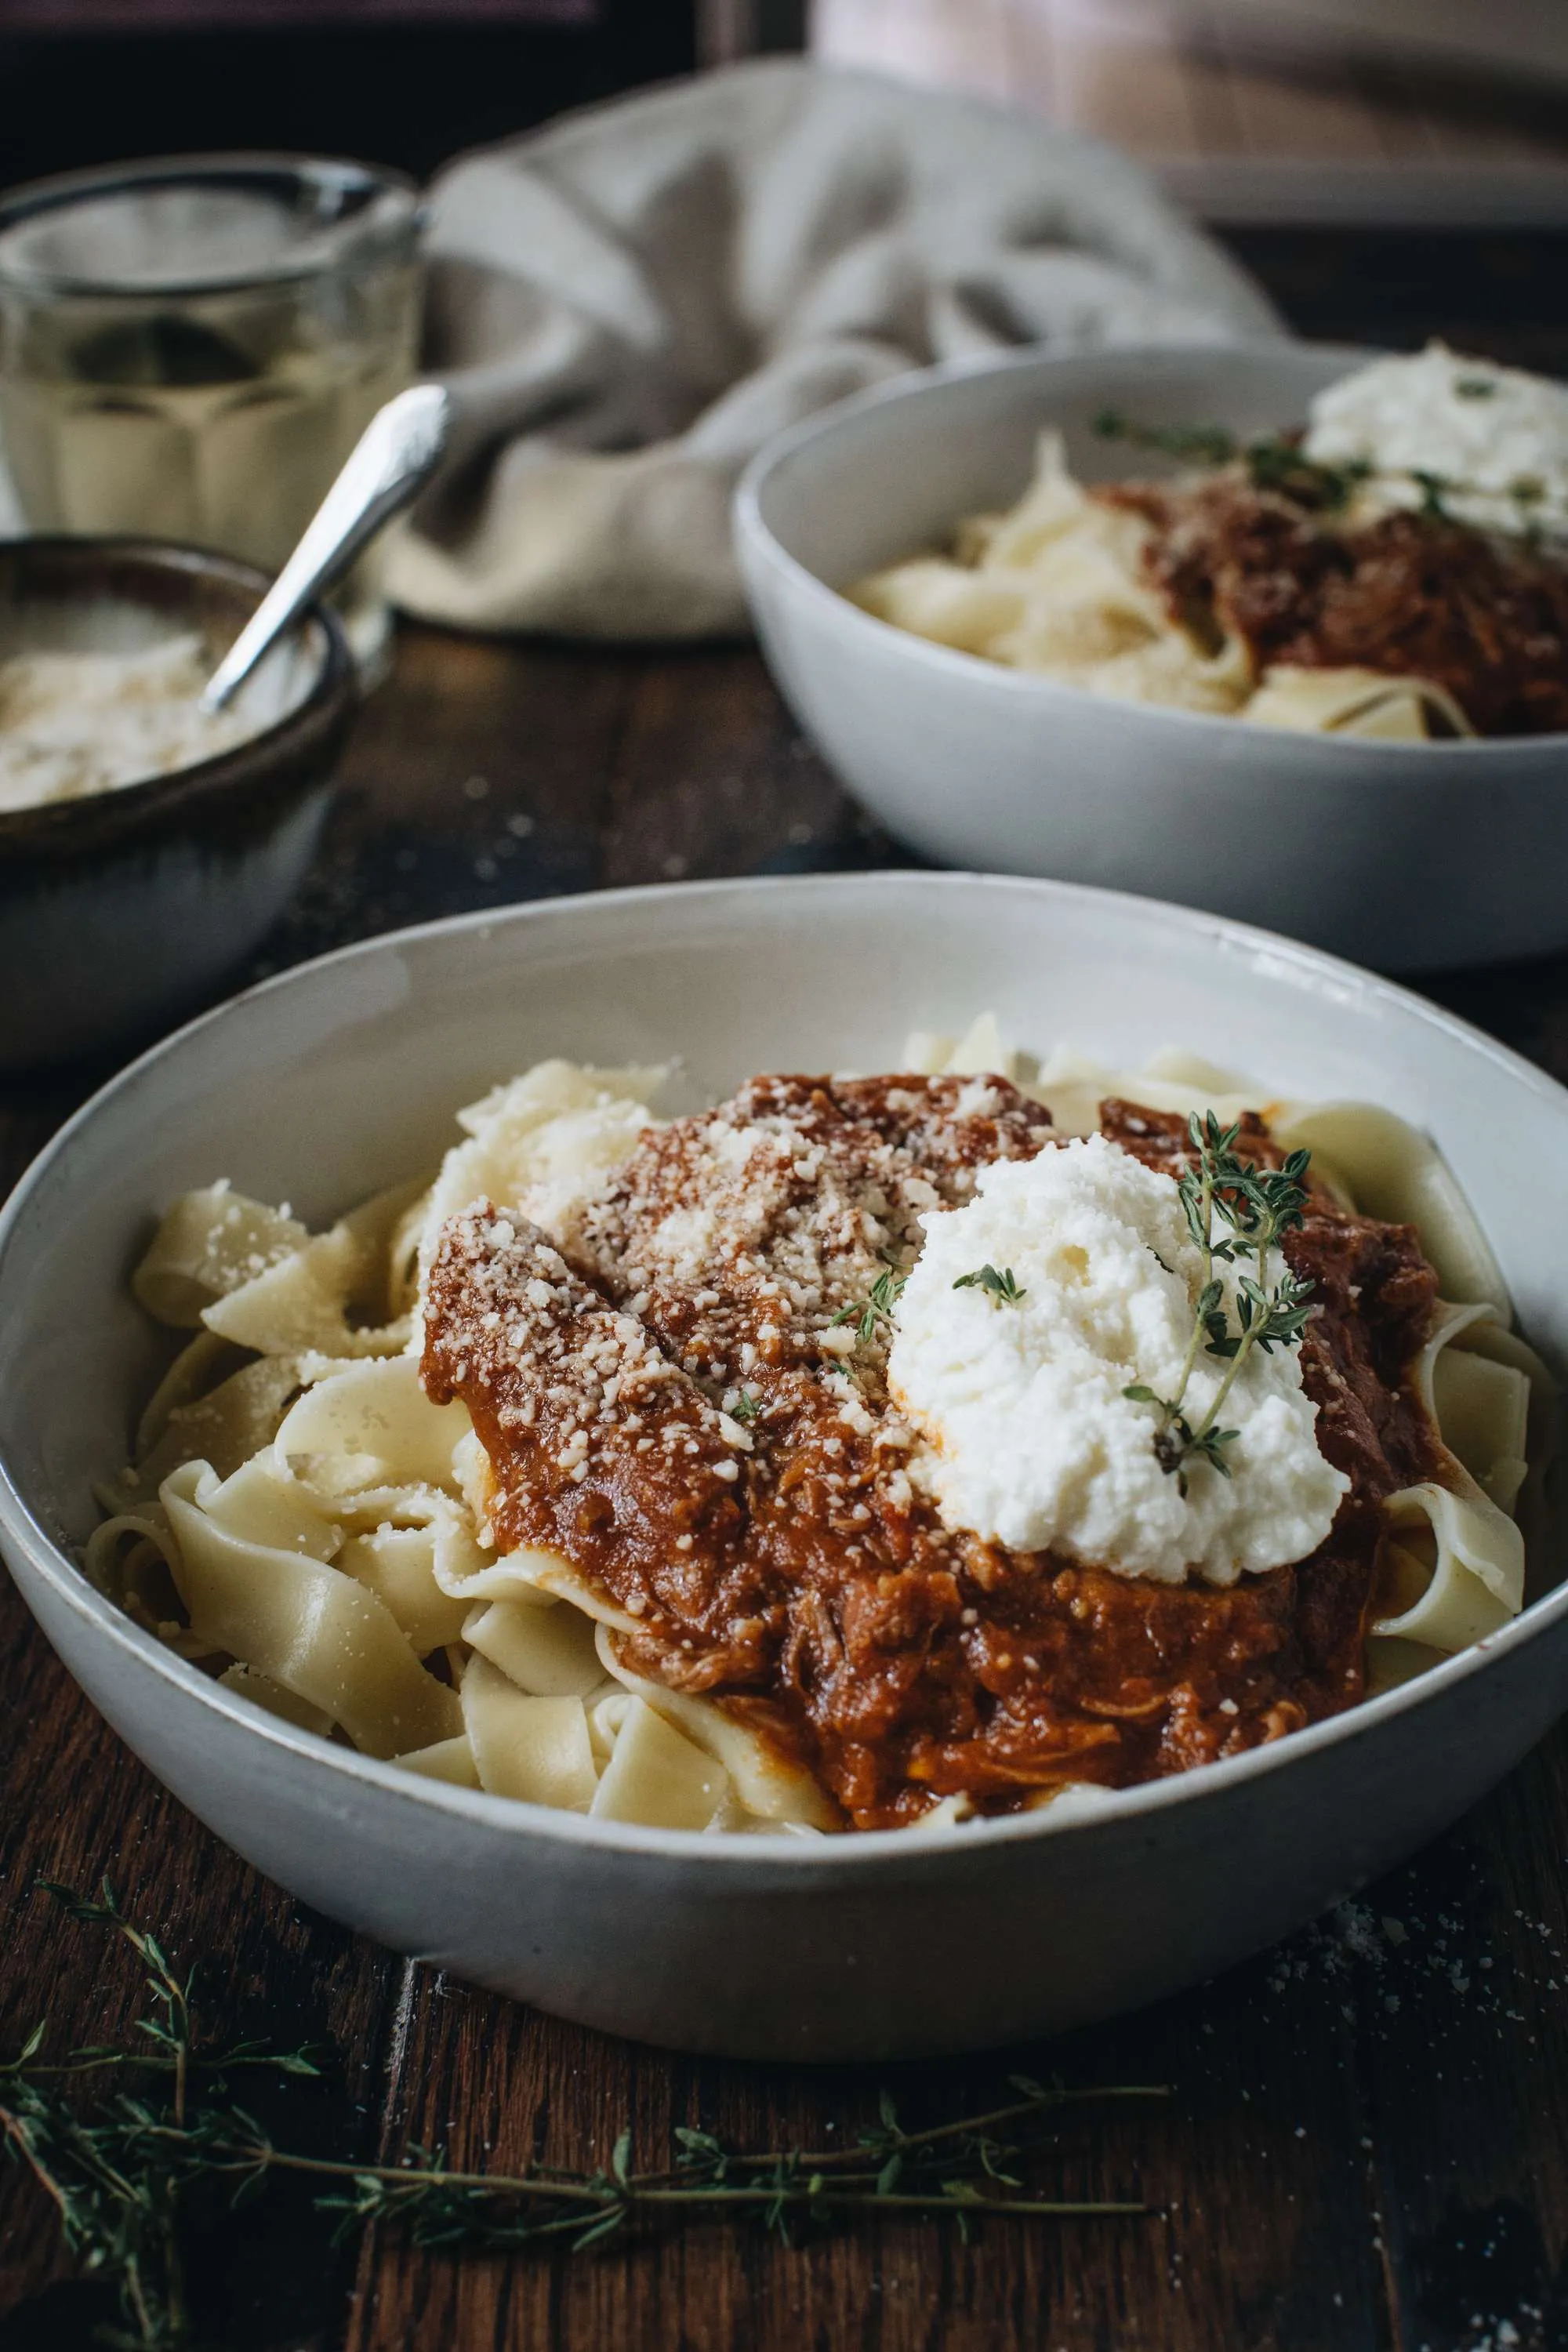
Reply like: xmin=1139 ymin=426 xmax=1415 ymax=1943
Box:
xmin=9 ymin=242 xmax=1568 ymax=2352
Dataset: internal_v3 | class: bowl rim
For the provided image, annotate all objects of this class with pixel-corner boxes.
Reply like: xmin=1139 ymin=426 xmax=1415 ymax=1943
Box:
xmin=734 ymin=337 xmax=1568 ymax=764
xmin=0 ymin=535 xmax=355 ymax=851
xmin=2 ymin=868 xmax=1564 ymax=1870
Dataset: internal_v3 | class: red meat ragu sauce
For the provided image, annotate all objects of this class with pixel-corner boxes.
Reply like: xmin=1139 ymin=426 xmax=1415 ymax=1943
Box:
xmin=1097 ymin=470 xmax=1568 ymax=738
xmin=422 ymin=1076 xmax=1446 ymax=1831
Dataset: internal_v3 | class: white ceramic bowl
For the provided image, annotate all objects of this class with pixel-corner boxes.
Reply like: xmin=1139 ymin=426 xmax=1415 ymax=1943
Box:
xmin=735 ymin=343 xmax=1568 ymax=972
xmin=1 ymin=873 xmax=1565 ymax=2060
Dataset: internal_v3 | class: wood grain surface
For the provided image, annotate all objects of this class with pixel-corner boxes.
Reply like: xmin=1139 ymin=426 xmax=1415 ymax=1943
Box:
xmin=7 ymin=246 xmax=1568 ymax=2352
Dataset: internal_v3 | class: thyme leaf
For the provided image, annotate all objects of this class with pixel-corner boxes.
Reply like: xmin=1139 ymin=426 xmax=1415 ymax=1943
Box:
xmin=1093 ymin=408 xmax=1238 ymax=468
xmin=1091 ymin=405 xmax=1559 ymax=524
xmin=1123 ymin=1114 xmax=1316 ymax=1492
xmin=1092 ymin=408 xmax=1367 ymax=507
xmin=829 ymin=1264 xmax=907 ymax=1345
xmin=953 ymin=1264 xmax=1027 ymax=1308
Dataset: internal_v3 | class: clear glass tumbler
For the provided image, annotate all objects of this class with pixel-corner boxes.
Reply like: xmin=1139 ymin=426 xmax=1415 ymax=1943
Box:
xmin=0 ymin=154 xmax=423 ymax=678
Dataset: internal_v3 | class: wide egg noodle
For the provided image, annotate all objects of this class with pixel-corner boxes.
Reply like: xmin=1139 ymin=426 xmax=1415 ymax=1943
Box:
xmin=1367 ymin=1302 xmax=1554 ymax=1659
xmin=1424 ymin=1309 xmax=1534 ymax=1516
xmin=134 ymin=1329 xmax=243 ymax=1461
xmin=271 ymin=1363 xmax=510 ymax=1650
xmin=338 ymin=1526 xmax=472 ymax=1657
xmin=594 ymin=1623 xmax=840 ymax=1831
xmin=115 ymin=1353 xmax=309 ymax=1505
xmin=274 ymin=1353 xmax=470 ymax=1492
xmin=418 ymin=1058 xmax=665 ymax=1280
xmin=459 ymin=1653 xmax=598 ymax=1808
xmin=849 ymin=557 xmax=1027 ymax=659
xmin=1024 ymin=1044 xmax=1264 ymax=1142
xmin=1268 ymin=1100 xmax=1509 ymax=1315
xmin=481 ymin=1541 xmax=643 ymax=1633
xmin=850 ymin=432 xmax=1254 ymax=719
xmin=588 ymin=1697 xmax=731 ymax=1830
xmin=448 ymin=1541 xmax=833 ymax=1830
xmin=160 ymin=1458 xmax=463 ymax=1758
xmin=201 ymin=1223 xmax=408 ymax=1360
xmin=463 ymin=1596 xmax=604 ymax=1696
xmin=187 ymin=1449 xmax=341 ymax=1560
xmin=335 ymin=1178 xmax=432 ymax=1327
xmin=82 ymin=1504 xmax=212 ymax=1656
xmin=393 ymin=1730 xmax=483 ymax=1788
xmin=1245 ymin=666 xmax=1474 ymax=741
xmin=218 ymin=1663 xmax=334 ymax=1737
xmin=901 ymin=1009 xmax=1029 ymax=1086
xmin=1450 ymin=1318 xmax=1559 ymax=1580
xmin=132 ymin=1185 xmax=308 ymax=1327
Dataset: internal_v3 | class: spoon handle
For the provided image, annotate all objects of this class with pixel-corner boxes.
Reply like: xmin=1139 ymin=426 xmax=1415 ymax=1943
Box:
xmin=201 ymin=381 xmax=452 ymax=713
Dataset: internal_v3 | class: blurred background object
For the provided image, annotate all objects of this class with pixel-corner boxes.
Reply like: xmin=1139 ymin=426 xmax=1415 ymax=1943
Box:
xmin=0 ymin=0 xmax=800 ymax=185
xmin=385 ymin=60 xmax=1275 ymax=644
xmin=4 ymin=0 xmax=1564 ymax=230
xmin=1186 ymin=0 xmax=1568 ymax=83
xmin=0 ymin=156 xmax=421 ymax=673
xmin=813 ymin=0 xmax=1568 ymax=230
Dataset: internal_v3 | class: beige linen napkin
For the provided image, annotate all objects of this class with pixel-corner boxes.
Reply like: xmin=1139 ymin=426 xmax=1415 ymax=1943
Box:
xmin=388 ymin=58 xmax=1281 ymax=641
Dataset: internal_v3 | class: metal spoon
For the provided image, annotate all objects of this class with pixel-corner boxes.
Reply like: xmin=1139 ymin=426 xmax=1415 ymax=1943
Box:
xmin=201 ymin=380 xmax=452 ymax=713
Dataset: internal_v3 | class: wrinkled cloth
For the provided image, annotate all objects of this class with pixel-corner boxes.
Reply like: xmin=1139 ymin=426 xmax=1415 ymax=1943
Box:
xmin=389 ymin=58 xmax=1281 ymax=641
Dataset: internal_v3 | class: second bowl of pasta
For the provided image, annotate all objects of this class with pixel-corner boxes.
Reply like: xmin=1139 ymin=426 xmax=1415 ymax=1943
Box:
xmin=735 ymin=342 xmax=1568 ymax=970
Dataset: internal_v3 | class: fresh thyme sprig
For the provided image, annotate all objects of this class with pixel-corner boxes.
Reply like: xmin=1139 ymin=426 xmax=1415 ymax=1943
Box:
xmin=1093 ymin=408 xmax=1372 ymax=509
xmin=1123 ymin=1114 xmax=1315 ymax=1494
xmin=730 ymin=1387 xmax=760 ymax=1423
xmin=1091 ymin=406 xmax=1554 ymax=526
xmin=2 ymin=1881 xmax=321 ymax=2352
xmin=1092 ymin=411 xmax=1241 ymax=470
xmin=2 ymin=1884 xmax=1163 ymax=2347
xmin=829 ymin=1263 xmax=907 ymax=1345
xmin=953 ymin=1264 xmax=1027 ymax=1308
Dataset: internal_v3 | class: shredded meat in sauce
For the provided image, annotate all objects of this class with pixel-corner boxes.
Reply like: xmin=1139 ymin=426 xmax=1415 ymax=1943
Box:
xmin=1098 ymin=470 xmax=1568 ymax=737
xmin=422 ymin=1076 xmax=1445 ymax=1831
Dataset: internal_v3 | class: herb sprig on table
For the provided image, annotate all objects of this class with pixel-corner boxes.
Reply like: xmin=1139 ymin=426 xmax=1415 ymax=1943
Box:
xmin=2 ymin=1882 xmax=1163 ymax=2350
xmin=1123 ymin=1113 xmax=1315 ymax=1495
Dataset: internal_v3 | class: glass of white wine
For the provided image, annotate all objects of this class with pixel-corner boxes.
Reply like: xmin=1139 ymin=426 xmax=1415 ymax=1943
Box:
xmin=0 ymin=154 xmax=423 ymax=681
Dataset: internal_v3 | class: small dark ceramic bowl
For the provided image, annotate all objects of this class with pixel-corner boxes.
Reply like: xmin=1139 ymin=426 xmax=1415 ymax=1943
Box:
xmin=0 ymin=539 xmax=356 ymax=1070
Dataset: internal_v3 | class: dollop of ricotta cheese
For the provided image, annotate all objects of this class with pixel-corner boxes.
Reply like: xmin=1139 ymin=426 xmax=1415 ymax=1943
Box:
xmin=1304 ymin=341 xmax=1568 ymax=539
xmin=886 ymin=1134 xmax=1349 ymax=1585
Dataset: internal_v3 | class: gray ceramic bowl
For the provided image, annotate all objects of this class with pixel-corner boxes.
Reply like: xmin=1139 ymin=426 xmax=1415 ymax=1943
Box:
xmin=735 ymin=343 xmax=1568 ymax=972
xmin=0 ymin=872 xmax=1564 ymax=2060
xmin=0 ymin=539 xmax=355 ymax=1070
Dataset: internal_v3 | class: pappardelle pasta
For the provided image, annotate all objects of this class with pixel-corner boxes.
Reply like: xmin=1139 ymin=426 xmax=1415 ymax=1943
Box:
xmin=89 ymin=1020 xmax=1552 ymax=1836
xmin=850 ymin=346 xmax=1568 ymax=741
xmin=851 ymin=434 xmax=1473 ymax=739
